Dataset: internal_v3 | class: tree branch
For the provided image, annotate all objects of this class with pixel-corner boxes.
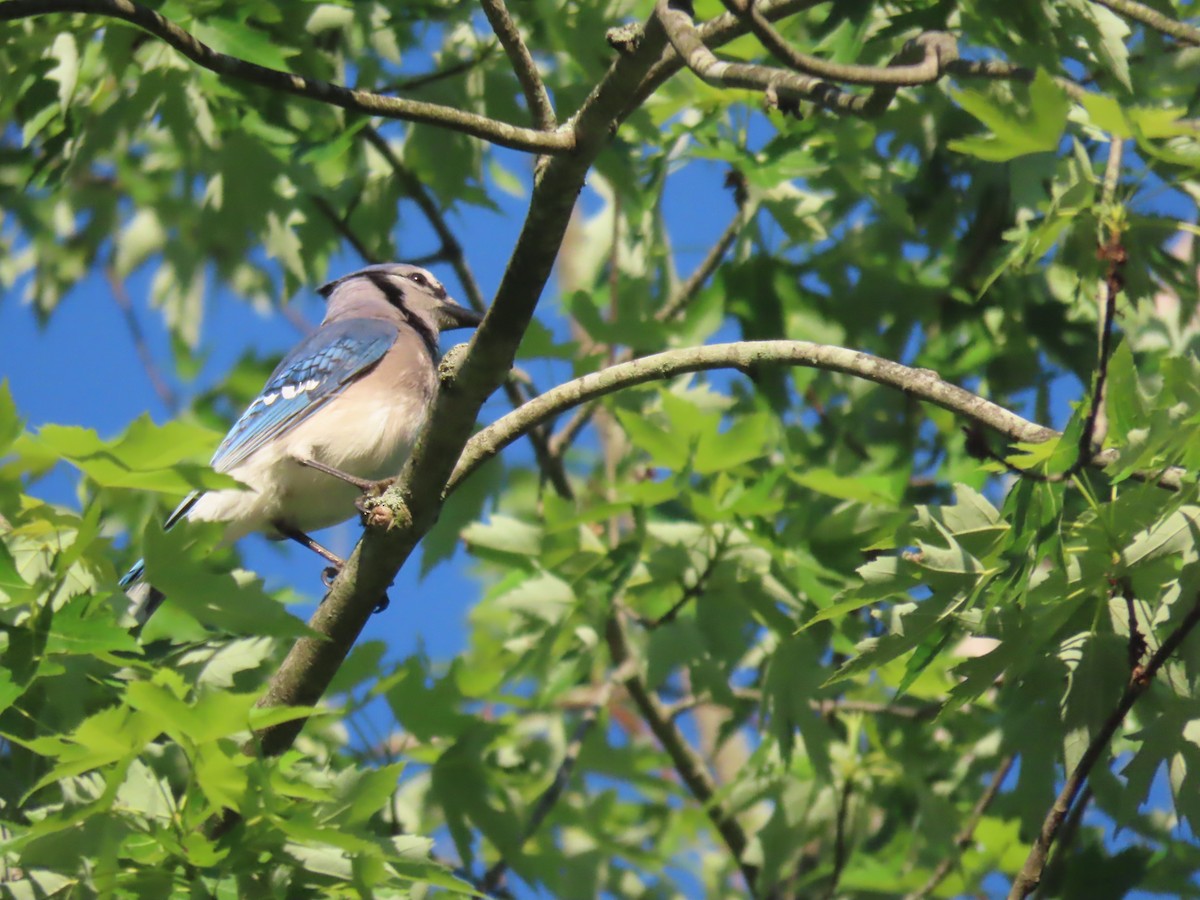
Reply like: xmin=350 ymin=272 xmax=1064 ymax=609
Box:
xmin=825 ymin=776 xmax=855 ymax=898
xmin=1008 ymin=595 xmax=1200 ymax=899
xmin=480 ymin=689 xmax=607 ymax=893
xmin=605 ymin=607 xmax=759 ymax=892
xmin=375 ymin=42 xmax=500 ymax=94
xmin=655 ymin=175 xmax=748 ymax=323
xmin=103 ymin=265 xmax=178 ymax=412
xmin=723 ymin=0 xmax=957 ymax=87
xmin=659 ymin=0 xmax=965 ymax=117
xmin=0 ymin=0 xmax=573 ymax=154
xmin=450 ymin=340 xmax=1060 ymax=495
xmin=906 ymin=755 xmax=1015 ymax=900
xmin=479 ymin=0 xmax=557 ymax=130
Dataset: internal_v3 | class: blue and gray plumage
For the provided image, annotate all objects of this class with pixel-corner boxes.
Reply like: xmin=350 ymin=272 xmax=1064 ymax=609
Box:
xmin=121 ymin=263 xmax=482 ymax=623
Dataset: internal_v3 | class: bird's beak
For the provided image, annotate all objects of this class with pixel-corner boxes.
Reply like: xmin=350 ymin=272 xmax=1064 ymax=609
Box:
xmin=437 ymin=300 xmax=484 ymax=331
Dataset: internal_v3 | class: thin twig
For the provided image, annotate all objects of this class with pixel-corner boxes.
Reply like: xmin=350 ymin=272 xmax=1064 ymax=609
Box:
xmin=479 ymin=0 xmax=556 ymax=130
xmin=103 ymin=265 xmax=178 ymax=411
xmin=1033 ymin=785 xmax=1092 ymax=900
xmin=906 ymin=755 xmax=1015 ymax=900
xmin=655 ymin=173 xmax=747 ymax=323
xmin=0 ymin=0 xmax=573 ymax=154
xmin=1008 ymin=595 xmax=1200 ymax=898
xmin=480 ymin=692 xmax=607 ymax=892
xmin=548 ymin=180 xmax=750 ymax=459
xmin=309 ymin=194 xmax=383 ymax=265
xmin=606 ymin=607 xmax=760 ymax=892
xmin=376 ymin=42 xmax=500 ymax=94
xmin=635 ymin=528 xmax=728 ymax=628
xmin=825 ymin=777 xmax=854 ymax=899
xmin=964 ymin=182 xmax=1127 ymax=487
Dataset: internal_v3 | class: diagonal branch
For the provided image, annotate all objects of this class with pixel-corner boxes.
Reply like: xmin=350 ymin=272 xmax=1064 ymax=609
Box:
xmin=479 ymin=0 xmax=556 ymax=130
xmin=1008 ymin=594 xmax=1200 ymax=899
xmin=480 ymin=688 xmax=607 ymax=892
xmin=0 ymin=0 xmax=573 ymax=154
xmin=103 ymin=265 xmax=178 ymax=412
xmin=605 ymin=607 xmax=759 ymax=892
xmin=905 ymin=755 xmax=1015 ymax=900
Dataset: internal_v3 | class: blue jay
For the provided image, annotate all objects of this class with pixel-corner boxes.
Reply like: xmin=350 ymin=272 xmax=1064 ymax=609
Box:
xmin=121 ymin=263 xmax=483 ymax=624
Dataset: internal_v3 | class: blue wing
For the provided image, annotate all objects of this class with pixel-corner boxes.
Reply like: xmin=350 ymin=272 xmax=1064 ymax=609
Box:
xmin=209 ymin=318 xmax=400 ymax=474
xmin=119 ymin=318 xmax=398 ymax=599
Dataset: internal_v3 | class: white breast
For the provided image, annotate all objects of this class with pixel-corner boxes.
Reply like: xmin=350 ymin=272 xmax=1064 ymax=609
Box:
xmin=188 ymin=359 xmax=436 ymax=541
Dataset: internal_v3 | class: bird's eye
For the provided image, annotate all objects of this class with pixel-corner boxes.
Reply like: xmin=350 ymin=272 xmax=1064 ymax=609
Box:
xmin=406 ymin=272 xmax=429 ymax=287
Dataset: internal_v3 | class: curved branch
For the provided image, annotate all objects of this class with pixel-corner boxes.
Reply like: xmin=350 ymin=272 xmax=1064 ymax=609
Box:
xmin=1008 ymin=594 xmax=1200 ymax=898
xmin=724 ymin=0 xmax=958 ymax=88
xmin=452 ymin=340 xmax=1187 ymax=495
xmin=0 ymin=0 xmax=573 ymax=154
xmin=658 ymin=0 xmax=958 ymax=117
xmin=449 ymin=340 xmax=1057 ymax=494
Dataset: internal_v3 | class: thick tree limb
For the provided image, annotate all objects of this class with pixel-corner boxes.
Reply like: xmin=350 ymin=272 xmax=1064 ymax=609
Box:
xmin=479 ymin=0 xmax=557 ymax=130
xmin=0 ymin=0 xmax=573 ymax=154
xmin=1008 ymin=595 xmax=1200 ymax=899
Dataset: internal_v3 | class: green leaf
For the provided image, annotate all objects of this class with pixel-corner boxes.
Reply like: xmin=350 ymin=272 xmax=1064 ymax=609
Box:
xmin=191 ymin=18 xmax=297 ymax=72
xmin=949 ymin=70 xmax=1069 ymax=161
xmin=0 ymin=380 xmax=23 ymax=454
xmin=141 ymin=520 xmax=314 ymax=638
xmin=614 ymin=407 xmax=691 ymax=470
xmin=1105 ymin=341 xmax=1144 ymax=444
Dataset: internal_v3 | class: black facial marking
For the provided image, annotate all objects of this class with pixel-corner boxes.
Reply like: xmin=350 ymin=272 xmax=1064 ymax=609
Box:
xmin=366 ymin=270 xmax=438 ymax=359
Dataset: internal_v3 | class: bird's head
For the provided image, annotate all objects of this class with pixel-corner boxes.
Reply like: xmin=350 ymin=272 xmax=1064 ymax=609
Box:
xmin=319 ymin=263 xmax=483 ymax=334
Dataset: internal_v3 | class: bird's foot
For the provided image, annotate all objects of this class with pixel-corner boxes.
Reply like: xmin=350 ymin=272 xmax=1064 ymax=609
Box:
xmin=298 ymin=458 xmax=395 ymax=496
xmin=354 ymin=477 xmax=396 ymax=516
